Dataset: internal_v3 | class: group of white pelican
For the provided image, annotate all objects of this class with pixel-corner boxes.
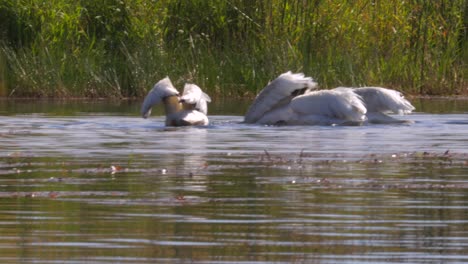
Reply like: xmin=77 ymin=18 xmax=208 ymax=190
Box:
xmin=141 ymin=71 xmax=415 ymax=126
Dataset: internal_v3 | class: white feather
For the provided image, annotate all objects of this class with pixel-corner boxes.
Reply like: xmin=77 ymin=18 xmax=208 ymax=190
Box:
xmin=245 ymin=72 xmax=369 ymax=125
xmin=291 ymin=89 xmax=367 ymax=122
xmin=244 ymin=71 xmax=318 ymax=123
xmin=352 ymin=87 xmax=415 ymax=114
xmin=333 ymin=86 xmax=415 ymax=124
xmin=195 ymin=99 xmax=209 ymax=115
xmin=181 ymin=83 xmax=212 ymax=115
xmin=255 ymin=105 xmax=295 ymax=125
xmin=141 ymin=77 xmax=211 ymax=126
xmin=255 ymin=89 xmax=368 ymax=125
xmin=177 ymin=110 xmax=209 ymax=126
xmin=141 ymin=77 xmax=179 ymax=118
xmin=181 ymin=84 xmax=203 ymax=104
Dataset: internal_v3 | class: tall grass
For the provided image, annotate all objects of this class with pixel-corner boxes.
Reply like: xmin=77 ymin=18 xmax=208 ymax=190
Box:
xmin=0 ymin=0 xmax=466 ymax=97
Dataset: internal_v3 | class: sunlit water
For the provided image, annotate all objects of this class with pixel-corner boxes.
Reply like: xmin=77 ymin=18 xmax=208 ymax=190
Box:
xmin=0 ymin=98 xmax=467 ymax=263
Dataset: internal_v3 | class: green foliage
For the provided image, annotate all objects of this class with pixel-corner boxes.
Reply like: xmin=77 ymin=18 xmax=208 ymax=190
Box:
xmin=0 ymin=0 xmax=40 ymax=49
xmin=0 ymin=0 xmax=466 ymax=97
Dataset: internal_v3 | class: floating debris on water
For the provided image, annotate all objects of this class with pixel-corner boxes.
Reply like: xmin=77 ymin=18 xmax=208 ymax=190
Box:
xmin=111 ymin=165 xmax=125 ymax=174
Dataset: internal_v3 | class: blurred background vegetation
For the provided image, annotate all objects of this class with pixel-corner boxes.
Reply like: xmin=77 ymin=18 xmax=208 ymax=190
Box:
xmin=0 ymin=0 xmax=466 ymax=98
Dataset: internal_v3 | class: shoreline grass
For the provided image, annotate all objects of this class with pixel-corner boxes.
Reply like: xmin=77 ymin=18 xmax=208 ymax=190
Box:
xmin=0 ymin=0 xmax=466 ymax=98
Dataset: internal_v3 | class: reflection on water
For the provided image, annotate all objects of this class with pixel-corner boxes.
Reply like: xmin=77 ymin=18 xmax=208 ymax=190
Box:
xmin=0 ymin=99 xmax=467 ymax=263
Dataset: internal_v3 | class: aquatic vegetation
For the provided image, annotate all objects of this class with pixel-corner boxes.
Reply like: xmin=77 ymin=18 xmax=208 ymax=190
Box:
xmin=0 ymin=0 xmax=466 ymax=97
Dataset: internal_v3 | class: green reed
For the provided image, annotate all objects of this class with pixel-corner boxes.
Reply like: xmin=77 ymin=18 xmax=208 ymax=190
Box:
xmin=0 ymin=0 xmax=465 ymax=97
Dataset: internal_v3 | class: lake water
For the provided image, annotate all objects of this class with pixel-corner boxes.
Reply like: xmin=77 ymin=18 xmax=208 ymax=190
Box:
xmin=0 ymin=98 xmax=467 ymax=263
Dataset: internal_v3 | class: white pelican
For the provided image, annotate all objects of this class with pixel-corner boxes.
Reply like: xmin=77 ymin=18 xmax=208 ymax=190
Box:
xmin=141 ymin=77 xmax=211 ymax=126
xmin=334 ymin=87 xmax=415 ymax=124
xmin=244 ymin=71 xmax=414 ymax=125
xmin=244 ymin=72 xmax=366 ymax=125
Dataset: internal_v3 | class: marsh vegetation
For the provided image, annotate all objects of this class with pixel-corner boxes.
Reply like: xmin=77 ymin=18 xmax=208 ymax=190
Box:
xmin=0 ymin=0 xmax=466 ymax=98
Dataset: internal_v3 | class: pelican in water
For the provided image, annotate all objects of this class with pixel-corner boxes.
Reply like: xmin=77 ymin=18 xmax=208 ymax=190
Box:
xmin=333 ymin=87 xmax=415 ymax=124
xmin=244 ymin=71 xmax=414 ymax=126
xmin=141 ymin=77 xmax=211 ymax=126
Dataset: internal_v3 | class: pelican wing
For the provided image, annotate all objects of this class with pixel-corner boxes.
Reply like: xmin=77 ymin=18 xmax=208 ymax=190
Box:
xmin=348 ymin=87 xmax=415 ymax=114
xmin=181 ymin=84 xmax=202 ymax=104
xmin=290 ymin=89 xmax=367 ymax=122
xmin=181 ymin=83 xmax=211 ymax=115
xmin=244 ymin=71 xmax=318 ymax=123
xmin=141 ymin=77 xmax=179 ymax=118
xmin=195 ymin=98 xmax=209 ymax=115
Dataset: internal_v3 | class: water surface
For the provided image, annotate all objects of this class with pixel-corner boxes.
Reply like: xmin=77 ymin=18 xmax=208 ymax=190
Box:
xmin=0 ymin=98 xmax=467 ymax=263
